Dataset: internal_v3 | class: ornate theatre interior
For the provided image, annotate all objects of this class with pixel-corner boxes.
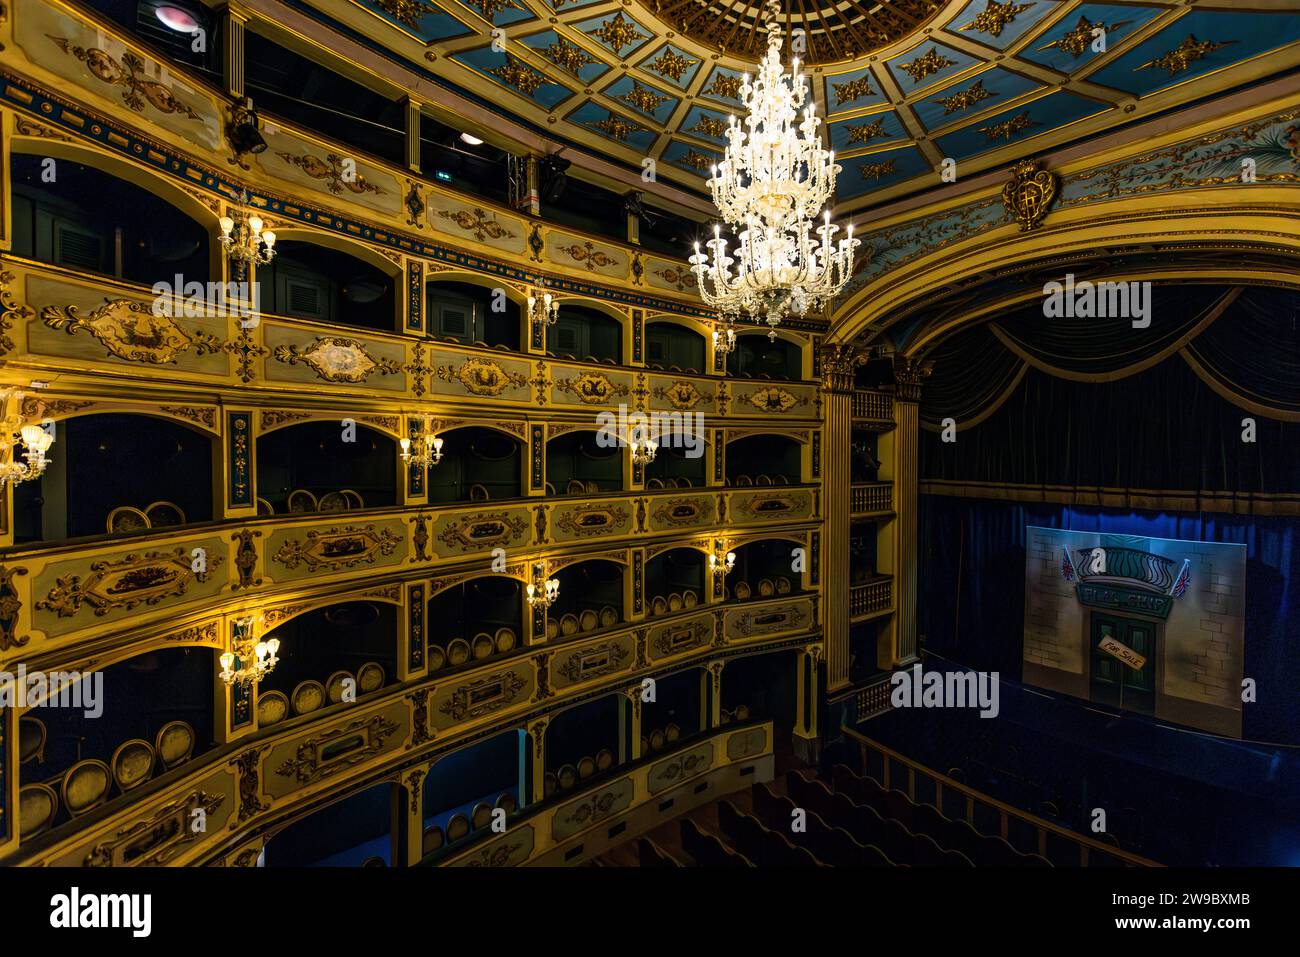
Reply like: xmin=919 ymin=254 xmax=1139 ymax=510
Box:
xmin=0 ymin=0 xmax=1297 ymax=870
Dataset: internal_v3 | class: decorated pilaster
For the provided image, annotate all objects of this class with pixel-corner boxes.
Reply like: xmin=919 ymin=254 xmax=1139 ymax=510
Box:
xmin=818 ymin=343 xmax=868 ymax=691
xmin=220 ymin=3 xmax=248 ymax=98
xmin=886 ymin=355 xmax=931 ymax=665
xmin=526 ymin=716 xmax=548 ymax=806
xmin=793 ymin=645 xmax=822 ymax=760
xmin=404 ymin=98 xmax=422 ymax=174
xmin=620 ymin=684 xmax=643 ymax=762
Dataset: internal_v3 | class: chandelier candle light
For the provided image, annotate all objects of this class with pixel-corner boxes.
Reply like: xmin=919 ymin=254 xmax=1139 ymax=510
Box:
xmin=526 ymin=563 xmax=560 ymax=609
xmin=400 ymin=417 xmax=444 ymax=468
xmin=219 ymin=617 xmax=279 ymax=688
xmin=690 ymin=0 xmax=858 ymax=338
xmin=527 ymin=279 xmax=559 ymax=331
xmin=0 ymin=390 xmax=54 ymax=486
xmin=219 ymin=191 xmax=276 ymax=281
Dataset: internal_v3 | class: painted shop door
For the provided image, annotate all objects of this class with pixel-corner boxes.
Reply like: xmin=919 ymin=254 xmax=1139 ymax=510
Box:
xmin=1089 ymin=614 xmax=1156 ymax=715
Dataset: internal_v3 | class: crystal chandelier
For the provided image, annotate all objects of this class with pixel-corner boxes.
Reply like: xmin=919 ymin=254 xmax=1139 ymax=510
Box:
xmin=689 ymin=0 xmax=858 ymax=338
xmin=526 ymin=562 xmax=559 ymax=609
xmin=219 ymin=191 xmax=276 ymax=281
xmin=220 ymin=617 xmax=279 ymax=689
xmin=400 ymin=416 xmax=444 ymax=468
xmin=0 ymin=390 xmax=54 ymax=486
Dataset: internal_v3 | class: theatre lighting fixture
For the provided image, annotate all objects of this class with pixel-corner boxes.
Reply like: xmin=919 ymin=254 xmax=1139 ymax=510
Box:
xmin=528 ymin=279 xmax=559 ymax=332
xmin=220 ymin=617 xmax=279 ymax=689
xmin=400 ymin=416 xmax=444 ymax=468
xmin=219 ymin=191 xmax=275 ymax=280
xmin=709 ymin=542 xmax=736 ymax=585
xmin=630 ymin=436 xmax=657 ymax=467
xmin=0 ymin=390 xmax=54 ymax=487
xmin=689 ymin=0 xmax=858 ymax=338
xmin=712 ymin=316 xmax=737 ymax=358
xmin=526 ymin=563 xmax=560 ymax=609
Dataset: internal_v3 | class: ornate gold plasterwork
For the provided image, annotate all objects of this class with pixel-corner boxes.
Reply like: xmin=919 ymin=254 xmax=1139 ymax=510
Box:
xmin=14 ymin=115 xmax=73 ymax=141
xmin=226 ymin=328 xmax=268 ymax=383
xmin=1002 ymin=158 xmax=1057 ymax=231
xmin=704 ymin=73 xmax=742 ymax=100
xmin=1040 ymin=16 xmax=1129 ymax=58
xmin=651 ymin=380 xmax=709 ymax=409
xmin=542 ymin=35 xmax=598 ymax=75
xmin=689 ymin=114 xmax=727 ymax=139
xmin=275 ymin=150 xmax=385 ymax=196
xmin=163 ymin=621 xmax=219 ymax=644
xmin=35 ymin=548 xmax=223 ymax=618
xmin=980 ymin=111 xmax=1037 ymax=142
xmin=556 ymin=641 xmax=630 ymax=682
xmin=436 ymin=511 xmax=528 ymax=551
xmin=844 ymin=118 xmax=888 ymax=144
xmin=231 ymin=529 xmax=261 ymax=590
xmin=832 ymin=76 xmax=874 ymax=105
xmin=554 ymin=370 xmax=629 ymax=404
xmin=275 ymin=714 xmax=401 ymax=784
xmin=0 ymin=271 xmax=33 ymax=356
xmin=42 ymin=299 xmax=223 ymax=364
xmin=1138 ymin=36 xmax=1234 ymax=77
xmin=491 ymin=55 xmax=547 ymax=96
xmin=673 ymin=150 xmax=714 ymax=173
xmin=936 ymin=79 xmax=995 ymax=115
xmin=0 ymin=565 xmax=30 ymax=651
xmin=651 ymin=497 xmax=711 ymax=526
xmin=21 ymin=396 xmax=92 ymax=418
xmin=465 ymin=0 xmax=521 ymax=19
xmin=959 ymin=0 xmax=1032 ymax=38
xmin=652 ymin=620 xmax=710 ymax=656
xmin=590 ymin=112 xmax=642 ymax=142
xmin=819 ymin=343 xmax=871 ymax=393
xmin=555 ymin=505 xmax=629 ymax=537
xmin=407 ymin=341 xmax=432 ymax=397
xmin=272 ymin=336 xmax=402 ymax=382
xmin=893 ymin=355 xmax=933 ymax=402
xmin=160 ymin=405 xmax=217 ymax=429
xmin=84 ymin=790 xmax=225 ymax=867
xmin=260 ymin=410 xmax=310 ymax=429
xmin=898 ymin=48 xmax=957 ymax=84
xmin=436 ymin=356 xmax=528 ymax=396
xmin=588 ymin=11 xmax=643 ymax=54
xmin=272 ymin=525 xmax=402 ymax=572
xmin=374 ymin=0 xmax=441 ymax=29
xmin=436 ymin=207 xmax=516 ymax=242
xmin=858 ymin=159 xmax=897 ymax=182
xmin=439 ymin=670 xmax=527 ymax=721
xmin=559 ymin=241 xmax=620 ymax=270
xmin=622 ymin=81 xmax=671 ymax=115
xmin=646 ymin=48 xmax=697 ymax=83
xmin=733 ymin=604 xmax=806 ymax=636
xmin=744 ymin=386 xmax=808 ymax=414
xmin=47 ymin=36 xmax=200 ymax=119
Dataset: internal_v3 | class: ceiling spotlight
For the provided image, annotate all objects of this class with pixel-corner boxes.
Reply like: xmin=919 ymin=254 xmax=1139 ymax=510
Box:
xmin=460 ymin=132 xmax=484 ymax=146
xmin=155 ymin=5 xmax=199 ymax=32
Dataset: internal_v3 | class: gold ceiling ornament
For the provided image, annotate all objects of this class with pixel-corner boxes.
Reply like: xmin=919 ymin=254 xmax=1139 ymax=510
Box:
xmin=1001 ymin=157 xmax=1057 ymax=231
xmin=935 ymin=79 xmax=996 ymax=115
xmin=675 ymin=148 xmax=715 ymax=172
xmin=41 ymin=299 xmax=223 ymax=364
xmin=491 ymin=54 xmax=547 ymax=96
xmin=646 ymin=47 xmax=698 ymax=83
xmin=588 ymin=11 xmax=645 ymax=55
xmin=898 ymin=47 xmax=958 ymax=84
xmin=704 ymin=72 xmax=743 ymax=100
xmin=831 ymin=76 xmax=875 ymax=105
xmin=373 ymin=0 xmax=441 ymax=29
xmin=464 ymin=0 xmax=522 ymax=20
xmin=688 ymin=113 xmax=728 ymax=139
xmin=959 ymin=0 xmax=1033 ymax=38
xmin=857 ymin=159 xmax=897 ymax=181
xmin=1041 ymin=16 xmax=1130 ymax=58
xmin=590 ymin=110 xmax=642 ymax=141
xmin=843 ymin=118 xmax=888 ymax=144
xmin=622 ymin=80 xmax=672 ymax=115
xmin=1137 ymin=35 xmax=1235 ymax=77
xmin=979 ymin=110 xmax=1037 ymax=141
xmin=542 ymin=35 xmax=599 ymax=75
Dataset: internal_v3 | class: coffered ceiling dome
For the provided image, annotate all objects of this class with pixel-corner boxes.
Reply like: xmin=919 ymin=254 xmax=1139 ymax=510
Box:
xmin=646 ymin=0 xmax=945 ymax=65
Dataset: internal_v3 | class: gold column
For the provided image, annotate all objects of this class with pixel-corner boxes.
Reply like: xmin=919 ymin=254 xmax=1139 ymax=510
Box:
xmin=526 ymin=716 xmax=548 ymax=806
xmin=706 ymin=660 xmax=724 ymax=728
xmin=221 ymin=3 xmax=248 ymax=98
xmin=620 ymin=685 xmax=643 ymax=762
xmin=889 ymin=356 xmax=931 ymax=665
xmin=398 ymin=766 xmax=428 ymax=866
xmin=404 ymin=98 xmax=422 ymax=174
xmin=818 ymin=344 xmax=867 ymax=691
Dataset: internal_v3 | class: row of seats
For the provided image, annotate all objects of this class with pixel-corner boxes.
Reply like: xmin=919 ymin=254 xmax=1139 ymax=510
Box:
xmin=752 ymin=781 xmax=894 ymax=866
xmin=828 ymin=765 xmax=1050 ymax=867
xmin=715 ymin=799 xmax=822 ymax=867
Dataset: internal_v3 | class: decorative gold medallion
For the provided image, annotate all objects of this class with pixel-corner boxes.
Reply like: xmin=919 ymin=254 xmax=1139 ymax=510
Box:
xmin=436 ymin=356 xmax=528 ymax=396
xmin=1001 ymin=158 xmax=1057 ymax=230
xmin=832 ymin=76 xmax=874 ymax=105
xmin=554 ymin=371 xmax=629 ymax=404
xmin=273 ymin=336 xmax=401 ymax=382
xmin=935 ymin=79 xmax=995 ymax=115
xmin=42 ymin=299 xmax=222 ymax=364
xmin=959 ymin=0 xmax=1033 ymax=38
xmin=1137 ymin=35 xmax=1235 ymax=77
xmin=898 ymin=47 xmax=958 ymax=84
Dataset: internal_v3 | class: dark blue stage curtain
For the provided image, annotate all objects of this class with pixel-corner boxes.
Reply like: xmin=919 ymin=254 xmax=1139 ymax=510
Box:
xmin=918 ymin=497 xmax=1299 ymax=744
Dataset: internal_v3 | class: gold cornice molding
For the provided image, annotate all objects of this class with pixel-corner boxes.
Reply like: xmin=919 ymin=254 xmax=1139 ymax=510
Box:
xmin=892 ymin=355 xmax=932 ymax=403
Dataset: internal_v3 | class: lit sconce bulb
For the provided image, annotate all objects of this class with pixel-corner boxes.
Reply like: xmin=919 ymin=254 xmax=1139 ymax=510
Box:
xmin=526 ymin=583 xmax=536 ymax=600
xmin=261 ymin=230 xmax=276 ymax=248
xmin=267 ymin=638 xmax=280 ymax=656
xmin=247 ymin=215 xmax=264 ymax=235
xmin=726 ymin=551 xmax=736 ymax=565
xmin=218 ymin=216 xmax=234 ymax=237
xmin=254 ymin=641 xmax=267 ymax=660
xmin=400 ymin=437 xmax=411 ymax=453
xmin=220 ymin=652 xmax=235 ymax=671
xmin=20 ymin=424 xmax=49 ymax=451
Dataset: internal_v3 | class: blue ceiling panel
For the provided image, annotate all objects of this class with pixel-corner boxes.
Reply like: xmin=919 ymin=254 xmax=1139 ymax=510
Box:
xmin=933 ymin=90 xmax=1106 ymax=160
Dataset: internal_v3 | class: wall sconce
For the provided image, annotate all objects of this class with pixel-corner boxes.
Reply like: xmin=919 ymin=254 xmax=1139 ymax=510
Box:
xmin=0 ymin=390 xmax=54 ymax=486
xmin=709 ymin=543 xmax=736 ymax=585
xmin=528 ymin=279 xmax=559 ymax=333
xmin=712 ymin=317 xmax=737 ymax=358
xmin=219 ymin=190 xmax=276 ymax=281
xmin=630 ymin=436 xmax=657 ymax=467
xmin=526 ymin=563 xmax=559 ymax=609
xmin=220 ymin=616 xmax=279 ymax=689
xmin=400 ymin=416 xmax=444 ymax=468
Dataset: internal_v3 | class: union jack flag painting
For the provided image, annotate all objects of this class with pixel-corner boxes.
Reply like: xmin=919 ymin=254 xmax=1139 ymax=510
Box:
xmin=1172 ymin=559 xmax=1192 ymax=598
xmin=1060 ymin=547 xmax=1076 ymax=582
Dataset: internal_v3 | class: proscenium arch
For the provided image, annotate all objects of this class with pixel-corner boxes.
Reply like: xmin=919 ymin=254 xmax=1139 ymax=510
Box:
xmin=830 ymin=191 xmax=1300 ymax=348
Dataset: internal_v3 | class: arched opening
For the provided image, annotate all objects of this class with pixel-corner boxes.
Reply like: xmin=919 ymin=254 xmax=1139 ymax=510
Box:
xmin=545 ymin=430 xmax=621 ymax=495
xmin=547 ymin=303 xmax=623 ymax=365
xmin=644 ymin=547 xmax=705 ymax=618
xmin=425 ymin=279 xmax=521 ymax=350
xmin=13 ymin=413 xmax=214 ymax=543
xmin=256 ymin=602 xmax=398 ymax=722
xmin=646 ymin=320 xmax=706 ymax=374
xmin=544 ymin=696 xmax=621 ymax=798
xmin=256 ymin=238 xmax=397 ymax=331
xmin=726 ymin=333 xmax=801 ymax=380
xmin=421 ymin=729 xmax=523 ymax=857
xmin=425 ymin=426 xmax=522 ymax=504
xmin=719 ymin=650 xmax=798 ymax=731
xmin=17 ymin=646 xmax=214 ymax=842
xmin=9 ymin=154 xmax=209 ymax=284
xmin=644 ymin=442 xmax=706 ymax=489
xmin=546 ymin=559 xmax=624 ymax=640
xmin=725 ymin=539 xmax=803 ymax=602
xmin=256 ymin=420 xmax=397 ymax=514
xmin=725 ymin=434 xmax=801 ymax=486
xmin=642 ymin=668 xmax=702 ymax=752
xmin=425 ymin=576 xmax=523 ymax=672
xmin=264 ymin=782 xmax=396 ymax=866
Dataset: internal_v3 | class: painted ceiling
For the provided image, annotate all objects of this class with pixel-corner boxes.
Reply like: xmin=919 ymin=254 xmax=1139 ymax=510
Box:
xmin=295 ymin=0 xmax=1300 ymax=214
